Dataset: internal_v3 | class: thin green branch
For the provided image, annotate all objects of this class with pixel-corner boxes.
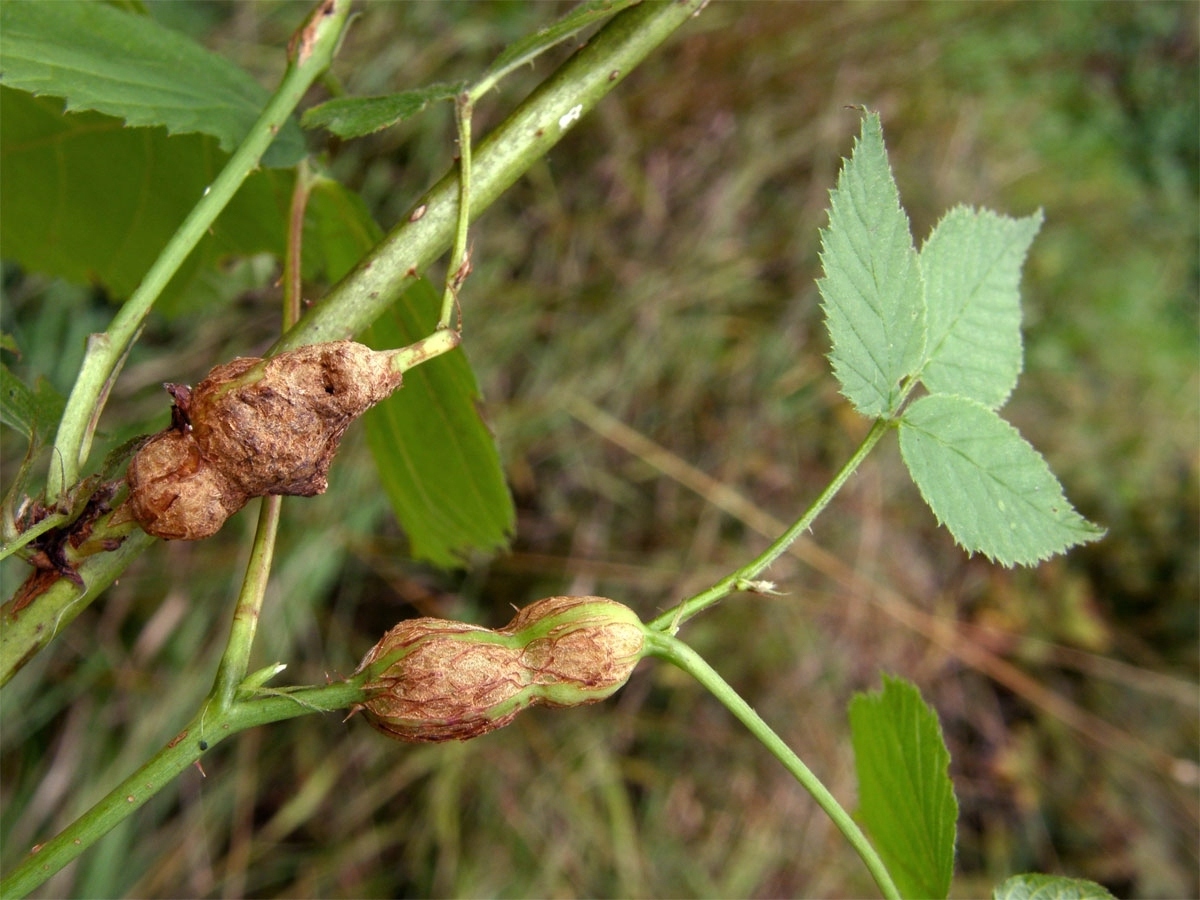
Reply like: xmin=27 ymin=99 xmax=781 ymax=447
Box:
xmin=0 ymin=0 xmax=706 ymax=690
xmin=440 ymin=92 xmax=474 ymax=331
xmin=47 ymin=0 xmax=352 ymax=502
xmin=0 ymin=678 xmax=368 ymax=899
xmin=643 ymin=630 xmax=902 ymax=900
xmin=649 ymin=417 xmax=893 ymax=633
xmin=274 ymin=0 xmax=707 ymax=353
xmin=211 ymin=497 xmax=282 ymax=710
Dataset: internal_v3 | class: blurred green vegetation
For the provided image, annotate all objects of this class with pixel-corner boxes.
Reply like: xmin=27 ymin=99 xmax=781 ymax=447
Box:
xmin=2 ymin=1 xmax=1196 ymax=897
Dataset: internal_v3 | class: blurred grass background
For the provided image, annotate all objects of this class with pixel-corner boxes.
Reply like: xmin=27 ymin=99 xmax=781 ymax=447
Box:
xmin=1 ymin=1 xmax=1197 ymax=897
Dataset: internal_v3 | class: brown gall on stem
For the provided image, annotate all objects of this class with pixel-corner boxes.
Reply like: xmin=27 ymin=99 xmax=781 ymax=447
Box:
xmin=126 ymin=341 xmax=402 ymax=541
xmin=353 ymin=596 xmax=645 ymax=743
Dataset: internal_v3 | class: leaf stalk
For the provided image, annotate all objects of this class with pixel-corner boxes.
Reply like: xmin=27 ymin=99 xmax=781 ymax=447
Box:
xmin=650 ymin=417 xmax=893 ymax=633
xmin=644 ymin=630 xmax=902 ymax=900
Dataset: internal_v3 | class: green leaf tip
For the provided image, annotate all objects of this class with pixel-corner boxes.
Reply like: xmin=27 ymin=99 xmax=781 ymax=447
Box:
xmin=917 ymin=205 xmax=1043 ymax=410
xmin=993 ymin=873 xmax=1116 ymax=900
xmin=849 ymin=675 xmax=957 ymax=900
xmin=302 ymin=83 xmax=464 ymax=138
xmin=819 ymin=110 xmax=925 ymax=418
xmin=899 ymin=395 xmax=1105 ymax=567
xmin=363 ymin=281 xmax=515 ymax=569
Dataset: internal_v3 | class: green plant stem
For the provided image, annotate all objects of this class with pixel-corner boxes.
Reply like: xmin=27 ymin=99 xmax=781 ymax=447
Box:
xmin=468 ymin=0 xmax=641 ymax=101
xmin=643 ymin=630 xmax=902 ymax=900
xmin=649 ymin=417 xmax=892 ymax=633
xmin=46 ymin=0 xmax=352 ymax=503
xmin=212 ymin=139 xmax=316 ymax=711
xmin=274 ymin=0 xmax=707 ymax=353
xmin=0 ymin=678 xmax=368 ymax=899
xmin=211 ymin=496 xmax=282 ymax=710
xmin=0 ymin=0 xmax=705 ymax=689
xmin=440 ymin=92 xmax=474 ymax=331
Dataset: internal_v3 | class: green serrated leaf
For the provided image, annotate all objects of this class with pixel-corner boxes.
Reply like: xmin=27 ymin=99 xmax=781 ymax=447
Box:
xmin=819 ymin=111 xmax=926 ymax=418
xmin=0 ymin=88 xmax=368 ymax=312
xmin=0 ymin=0 xmax=303 ymax=166
xmin=363 ymin=281 xmax=514 ymax=568
xmin=849 ymin=675 xmax=957 ymax=900
xmin=918 ymin=206 xmax=1043 ymax=409
xmin=301 ymin=83 xmax=464 ymax=139
xmin=483 ymin=0 xmax=640 ymax=87
xmin=1 ymin=362 xmax=65 ymax=448
xmin=993 ymin=873 xmax=1116 ymax=900
xmin=899 ymin=394 xmax=1105 ymax=566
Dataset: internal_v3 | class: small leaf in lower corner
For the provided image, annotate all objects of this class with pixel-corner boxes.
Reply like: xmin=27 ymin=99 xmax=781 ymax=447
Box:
xmin=993 ymin=873 xmax=1116 ymax=900
xmin=849 ymin=675 xmax=957 ymax=900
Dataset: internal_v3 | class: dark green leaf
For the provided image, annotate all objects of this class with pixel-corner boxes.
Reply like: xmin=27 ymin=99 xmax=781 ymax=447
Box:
xmin=363 ymin=281 xmax=514 ymax=567
xmin=899 ymin=394 xmax=1105 ymax=566
xmin=993 ymin=873 xmax=1116 ymax=900
xmin=0 ymin=0 xmax=303 ymax=166
xmin=849 ymin=675 xmax=958 ymax=900
xmin=292 ymin=176 xmax=513 ymax=566
xmin=301 ymin=83 xmax=463 ymax=139
xmin=0 ymin=89 xmax=373 ymax=313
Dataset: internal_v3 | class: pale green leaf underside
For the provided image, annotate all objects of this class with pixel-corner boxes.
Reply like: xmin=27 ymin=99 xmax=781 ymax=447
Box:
xmin=899 ymin=395 xmax=1104 ymax=566
xmin=301 ymin=83 xmax=464 ymax=139
xmin=363 ymin=282 xmax=514 ymax=568
xmin=993 ymin=873 xmax=1116 ymax=900
xmin=918 ymin=206 xmax=1043 ymax=409
xmin=819 ymin=111 xmax=925 ymax=418
xmin=849 ymin=676 xmax=957 ymax=900
xmin=0 ymin=1 xmax=303 ymax=166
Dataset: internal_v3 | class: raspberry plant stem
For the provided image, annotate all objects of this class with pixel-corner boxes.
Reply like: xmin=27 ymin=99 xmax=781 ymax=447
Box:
xmin=274 ymin=0 xmax=707 ymax=353
xmin=0 ymin=678 xmax=369 ymax=898
xmin=212 ymin=491 xmax=282 ymax=713
xmin=0 ymin=0 xmax=706 ymax=688
xmin=213 ymin=148 xmax=311 ymax=712
xmin=0 ymin=524 xmax=153 ymax=687
xmin=643 ymin=630 xmax=902 ymax=900
xmin=440 ymin=92 xmax=474 ymax=332
xmin=649 ymin=417 xmax=893 ymax=633
xmin=46 ymin=0 xmax=352 ymax=503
